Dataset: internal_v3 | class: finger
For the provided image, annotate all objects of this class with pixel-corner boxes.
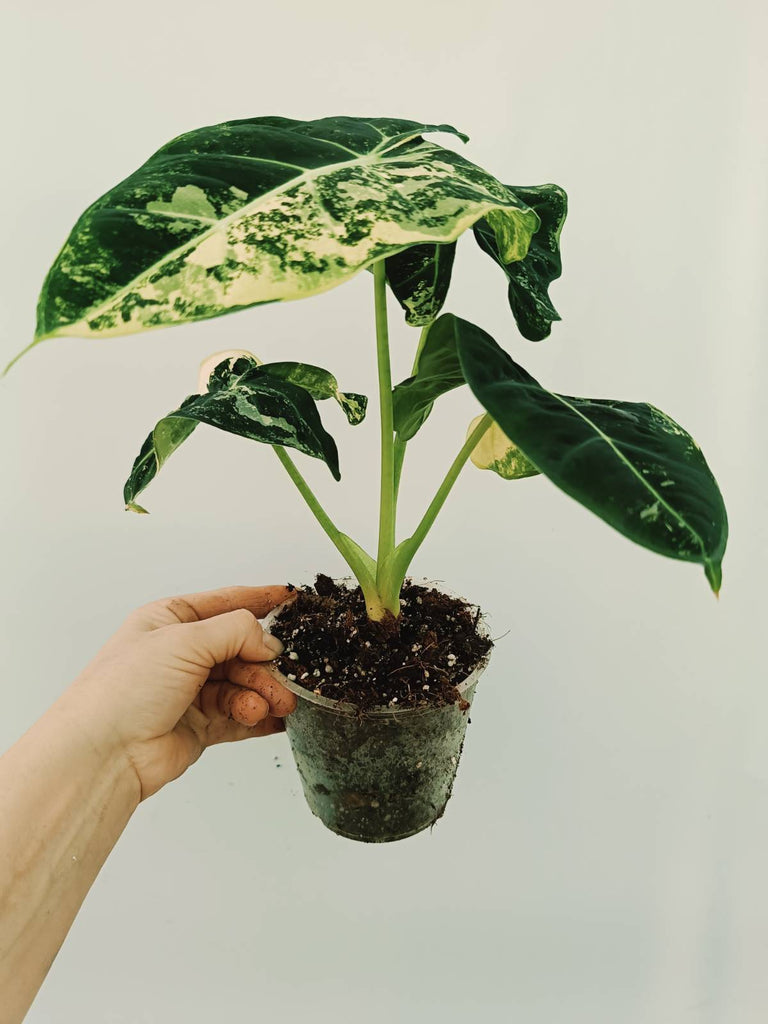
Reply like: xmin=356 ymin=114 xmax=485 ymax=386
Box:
xmin=216 ymin=681 xmax=271 ymax=726
xmin=226 ymin=659 xmax=297 ymax=717
xmin=169 ymin=607 xmax=284 ymax=672
xmin=126 ymin=585 xmax=296 ymax=632
xmin=199 ymin=680 xmax=223 ymax=720
xmin=201 ymin=680 xmax=279 ymax=728
xmin=206 ymin=715 xmax=286 ymax=747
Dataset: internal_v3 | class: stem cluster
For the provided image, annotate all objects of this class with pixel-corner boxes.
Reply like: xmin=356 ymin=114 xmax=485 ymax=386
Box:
xmin=272 ymin=261 xmax=491 ymax=621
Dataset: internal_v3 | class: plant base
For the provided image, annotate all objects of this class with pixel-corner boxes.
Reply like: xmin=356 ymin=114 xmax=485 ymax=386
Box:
xmin=264 ymin=578 xmax=491 ymax=842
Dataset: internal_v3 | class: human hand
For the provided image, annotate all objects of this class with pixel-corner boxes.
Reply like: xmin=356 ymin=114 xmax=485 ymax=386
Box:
xmin=63 ymin=585 xmax=297 ymax=800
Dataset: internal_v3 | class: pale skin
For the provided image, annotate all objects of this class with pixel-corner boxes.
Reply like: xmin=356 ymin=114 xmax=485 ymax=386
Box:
xmin=0 ymin=584 xmax=297 ymax=1024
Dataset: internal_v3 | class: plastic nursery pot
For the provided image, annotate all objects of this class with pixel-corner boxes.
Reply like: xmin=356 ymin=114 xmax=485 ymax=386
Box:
xmin=262 ymin=581 xmax=491 ymax=843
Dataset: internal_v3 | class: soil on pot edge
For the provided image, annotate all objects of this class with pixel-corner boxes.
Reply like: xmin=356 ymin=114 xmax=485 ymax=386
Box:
xmin=270 ymin=575 xmax=493 ymax=712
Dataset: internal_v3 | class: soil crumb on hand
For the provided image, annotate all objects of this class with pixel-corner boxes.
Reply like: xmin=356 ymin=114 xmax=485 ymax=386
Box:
xmin=270 ymin=575 xmax=492 ymax=711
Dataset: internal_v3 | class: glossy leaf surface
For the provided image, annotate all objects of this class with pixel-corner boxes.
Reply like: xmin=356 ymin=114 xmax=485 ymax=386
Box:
xmin=200 ymin=351 xmax=367 ymax=425
xmin=455 ymin=316 xmax=728 ymax=591
xmin=391 ymin=314 xmax=466 ymax=441
xmin=124 ymin=357 xmax=340 ymax=512
xmin=474 ymin=183 xmax=567 ymax=341
xmin=385 ymin=241 xmax=457 ymax=326
xmin=259 ymin=361 xmax=367 ymax=425
xmin=33 ymin=116 xmax=542 ymax=349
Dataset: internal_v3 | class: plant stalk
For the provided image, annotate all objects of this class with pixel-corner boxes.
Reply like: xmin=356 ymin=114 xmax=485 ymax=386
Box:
xmin=272 ymin=445 xmax=345 ymax=550
xmin=402 ymin=413 xmax=493 ymax=568
xmin=392 ymin=324 xmax=430 ymax=501
xmin=271 ymin=446 xmax=382 ymax=616
xmin=373 ymin=261 xmax=396 ymax=595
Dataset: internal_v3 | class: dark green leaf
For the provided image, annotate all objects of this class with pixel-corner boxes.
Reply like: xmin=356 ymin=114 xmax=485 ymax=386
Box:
xmin=258 ymin=361 xmax=367 ymax=425
xmin=474 ymin=183 xmax=567 ymax=341
xmin=26 ymin=116 xmax=541 ymax=358
xmin=124 ymin=360 xmax=340 ymax=511
xmin=385 ymin=241 xmax=457 ymax=326
xmin=453 ymin=315 xmax=727 ymax=591
xmin=391 ymin=314 xmax=466 ymax=441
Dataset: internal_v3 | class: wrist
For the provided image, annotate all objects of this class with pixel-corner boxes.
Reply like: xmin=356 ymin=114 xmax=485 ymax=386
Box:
xmin=48 ymin=688 xmax=142 ymax=813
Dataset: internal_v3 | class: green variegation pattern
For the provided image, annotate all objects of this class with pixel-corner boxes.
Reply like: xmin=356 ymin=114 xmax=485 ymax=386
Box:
xmin=455 ymin=317 xmax=728 ymax=591
xmin=32 ymin=116 xmax=542 ymax=352
xmin=474 ymin=184 xmax=567 ymax=341
xmin=467 ymin=415 xmax=539 ymax=480
xmin=385 ymin=241 xmax=456 ymax=326
xmin=199 ymin=350 xmax=366 ymax=424
xmin=392 ymin=314 xmax=466 ymax=441
xmin=124 ymin=357 xmax=340 ymax=513
xmin=258 ymin=362 xmax=367 ymax=425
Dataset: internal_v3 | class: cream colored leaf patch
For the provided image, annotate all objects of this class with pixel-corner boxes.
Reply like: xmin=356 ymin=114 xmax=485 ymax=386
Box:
xmin=467 ymin=416 xmax=539 ymax=480
xmin=198 ymin=349 xmax=260 ymax=391
xmin=31 ymin=116 xmax=541 ymax=349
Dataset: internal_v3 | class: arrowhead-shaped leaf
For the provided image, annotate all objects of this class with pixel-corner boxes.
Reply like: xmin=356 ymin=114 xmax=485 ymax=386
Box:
xmin=474 ymin=183 xmax=567 ymax=341
xmin=28 ymin=116 xmax=542 ymax=357
xmin=124 ymin=357 xmax=340 ymax=512
xmin=391 ymin=314 xmax=467 ymax=441
xmin=384 ymin=241 xmax=457 ymax=326
xmin=454 ymin=316 xmax=727 ymax=591
xmin=467 ymin=415 xmax=539 ymax=480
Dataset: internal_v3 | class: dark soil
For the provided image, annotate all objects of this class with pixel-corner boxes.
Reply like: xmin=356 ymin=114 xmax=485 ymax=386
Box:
xmin=270 ymin=575 xmax=493 ymax=711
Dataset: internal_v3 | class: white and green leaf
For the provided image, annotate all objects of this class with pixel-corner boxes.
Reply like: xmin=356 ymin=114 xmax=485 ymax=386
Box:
xmin=124 ymin=357 xmax=341 ymax=512
xmin=198 ymin=348 xmax=261 ymax=391
xmin=198 ymin=350 xmax=367 ymax=424
xmin=453 ymin=315 xmax=728 ymax=592
xmin=26 ymin=116 xmax=542 ymax=360
xmin=474 ymin=183 xmax=567 ymax=341
xmin=466 ymin=415 xmax=539 ymax=479
xmin=384 ymin=241 xmax=457 ymax=326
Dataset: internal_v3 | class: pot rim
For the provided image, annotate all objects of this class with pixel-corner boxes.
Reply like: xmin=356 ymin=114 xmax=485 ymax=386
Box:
xmin=260 ymin=577 xmax=492 ymax=718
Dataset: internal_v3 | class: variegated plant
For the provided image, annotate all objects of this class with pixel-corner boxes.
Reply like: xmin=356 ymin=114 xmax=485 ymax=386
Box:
xmin=9 ymin=115 xmax=727 ymax=619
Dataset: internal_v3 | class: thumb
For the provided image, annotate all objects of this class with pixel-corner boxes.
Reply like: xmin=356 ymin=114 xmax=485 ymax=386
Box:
xmin=167 ymin=608 xmax=284 ymax=671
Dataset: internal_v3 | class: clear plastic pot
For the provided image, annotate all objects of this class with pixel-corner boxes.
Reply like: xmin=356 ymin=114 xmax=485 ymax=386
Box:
xmin=262 ymin=581 xmax=490 ymax=843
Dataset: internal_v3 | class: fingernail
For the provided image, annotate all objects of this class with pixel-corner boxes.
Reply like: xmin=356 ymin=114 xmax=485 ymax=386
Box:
xmin=264 ymin=633 xmax=284 ymax=656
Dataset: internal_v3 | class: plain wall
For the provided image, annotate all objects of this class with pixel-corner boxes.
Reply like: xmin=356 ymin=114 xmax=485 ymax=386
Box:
xmin=1 ymin=1 xmax=765 ymax=1021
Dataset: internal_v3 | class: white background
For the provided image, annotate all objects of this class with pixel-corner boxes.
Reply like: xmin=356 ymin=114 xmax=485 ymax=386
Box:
xmin=1 ymin=1 xmax=766 ymax=1021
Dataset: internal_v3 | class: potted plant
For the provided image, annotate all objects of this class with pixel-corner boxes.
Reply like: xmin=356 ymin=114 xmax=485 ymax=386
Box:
xmin=6 ymin=116 xmax=728 ymax=842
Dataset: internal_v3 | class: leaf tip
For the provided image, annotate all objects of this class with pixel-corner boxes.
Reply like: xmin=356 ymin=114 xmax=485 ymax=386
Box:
xmin=126 ymin=501 xmax=149 ymax=515
xmin=705 ymin=560 xmax=722 ymax=597
xmin=2 ymin=339 xmax=39 ymax=377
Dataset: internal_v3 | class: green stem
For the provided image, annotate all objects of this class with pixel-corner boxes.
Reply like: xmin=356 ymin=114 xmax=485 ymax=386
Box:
xmin=392 ymin=324 xmax=430 ymax=502
xmin=272 ymin=445 xmax=346 ymax=550
xmin=272 ymin=446 xmax=385 ymax=618
xmin=402 ymin=413 xmax=493 ymax=568
xmin=393 ymin=437 xmax=407 ymax=500
xmin=373 ymin=261 xmax=396 ymax=589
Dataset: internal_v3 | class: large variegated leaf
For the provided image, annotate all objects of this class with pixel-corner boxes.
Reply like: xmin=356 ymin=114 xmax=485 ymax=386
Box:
xmin=384 ymin=241 xmax=457 ymax=326
xmin=474 ymin=184 xmax=567 ymax=341
xmin=454 ymin=316 xmax=728 ymax=591
xmin=124 ymin=358 xmax=340 ymax=512
xmin=391 ymin=313 xmax=466 ymax=441
xmin=467 ymin=415 xmax=539 ymax=479
xmin=28 ymin=116 xmax=542 ymax=356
